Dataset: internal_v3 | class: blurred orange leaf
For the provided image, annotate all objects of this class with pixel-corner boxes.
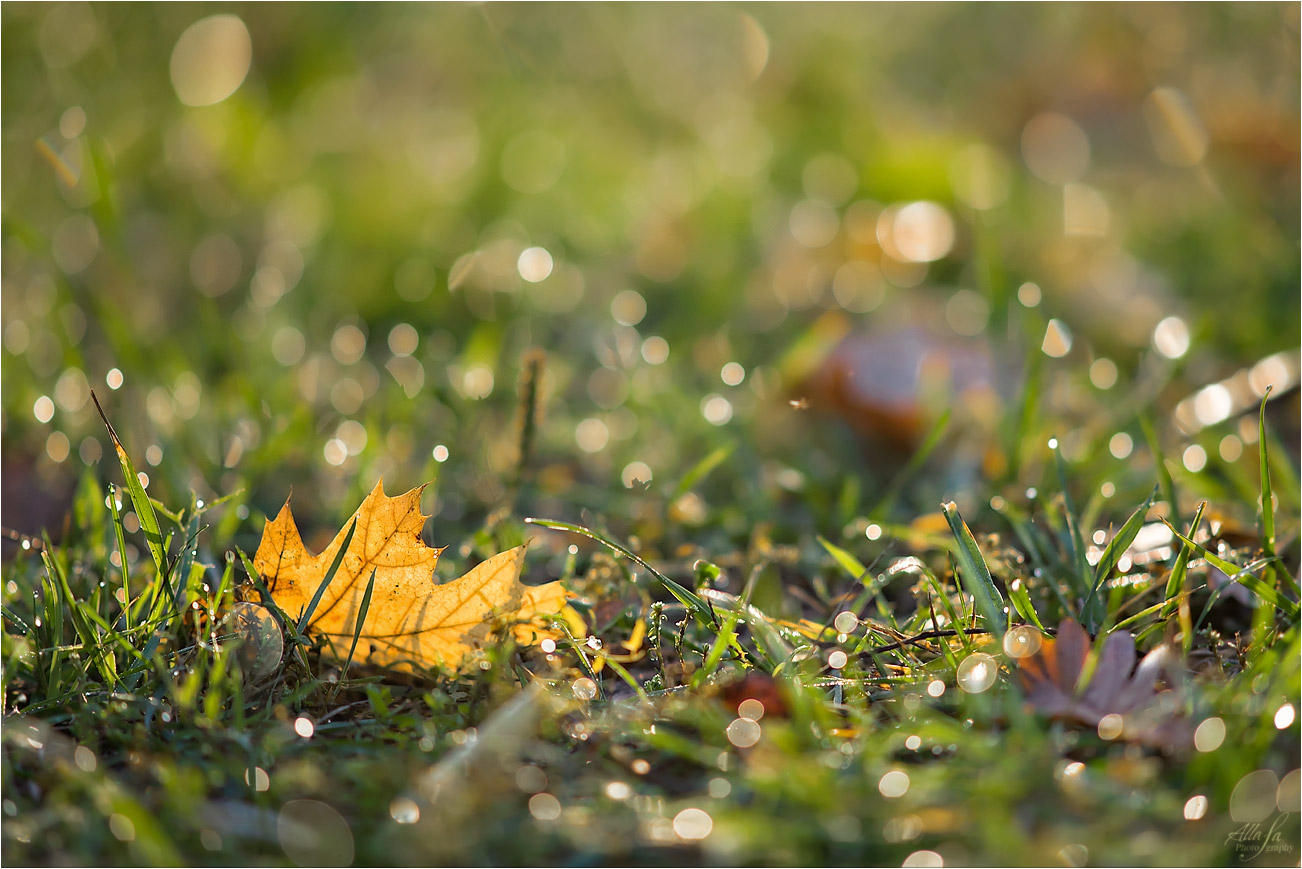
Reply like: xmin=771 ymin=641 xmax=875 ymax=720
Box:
xmin=253 ymin=480 xmax=567 ymax=674
xmin=1015 ymin=618 xmax=1191 ymax=747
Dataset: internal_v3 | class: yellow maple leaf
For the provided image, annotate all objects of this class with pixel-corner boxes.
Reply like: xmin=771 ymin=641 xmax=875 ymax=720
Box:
xmin=252 ymin=480 xmax=568 ymax=673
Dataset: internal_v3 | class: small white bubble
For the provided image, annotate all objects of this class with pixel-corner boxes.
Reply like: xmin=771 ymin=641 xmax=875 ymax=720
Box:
xmin=517 ymin=247 xmax=554 ymax=283
xmin=726 ymin=717 xmax=761 ymax=748
xmin=1183 ymin=794 xmax=1208 ymax=821
xmin=720 ymin=362 xmax=745 ymax=386
xmin=1153 ymin=316 xmax=1190 ymax=359
xmin=1194 ymin=717 xmax=1226 ymax=752
xmin=294 ymin=717 xmax=315 ymax=739
xmin=878 ymin=769 xmax=910 ymax=798
xmin=673 ymin=807 xmax=713 ymax=840
xmin=528 ymin=793 xmax=562 ymax=821
xmin=33 ymin=396 xmax=55 ymax=423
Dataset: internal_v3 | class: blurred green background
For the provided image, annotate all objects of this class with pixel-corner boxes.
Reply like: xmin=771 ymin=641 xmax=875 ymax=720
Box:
xmin=2 ymin=3 xmax=1298 ymax=550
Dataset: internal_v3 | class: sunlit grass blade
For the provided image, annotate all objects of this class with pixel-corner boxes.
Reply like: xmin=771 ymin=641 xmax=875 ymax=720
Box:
xmin=1257 ymin=389 xmax=1275 ymax=556
xmin=1080 ymin=486 xmax=1156 ymax=629
xmin=1162 ymin=501 xmax=1206 ymax=619
xmin=1006 ymin=577 xmax=1046 ymax=631
xmin=525 ymin=517 xmax=718 ymax=628
xmin=1160 ymin=520 xmax=1299 ymax=619
xmin=43 ymin=550 xmax=117 ymax=686
xmin=107 ymin=483 xmax=133 ymax=632
xmin=671 ymin=443 xmax=734 ymax=502
xmin=694 ymin=562 xmax=763 ymax=687
xmin=1052 ymin=441 xmax=1092 ymax=600
xmin=92 ymin=391 xmax=167 ymax=579
xmin=941 ymin=501 xmax=1006 ymax=636
xmin=817 ymin=535 xmax=868 ymax=585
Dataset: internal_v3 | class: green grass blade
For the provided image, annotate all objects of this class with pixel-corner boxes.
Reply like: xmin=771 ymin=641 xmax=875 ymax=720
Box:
xmin=1257 ymin=389 xmax=1275 ymax=556
xmin=1080 ymin=486 xmax=1156 ymax=627
xmin=1052 ymin=441 xmax=1092 ymax=599
xmin=525 ymin=517 xmax=717 ymax=628
xmin=817 ymin=535 xmax=868 ymax=584
xmin=1162 ymin=501 xmax=1207 ymax=619
xmin=297 ymin=518 xmax=356 ymax=634
xmin=671 ymin=443 xmax=734 ymax=502
xmin=941 ymin=501 xmax=1006 ymax=635
xmin=92 ymin=391 xmax=167 ymax=578
xmin=1139 ymin=415 xmax=1180 ymax=528
xmin=340 ymin=568 xmax=377 ymax=682
xmin=1160 ymin=521 xmax=1299 ymax=619
xmin=1006 ymin=577 xmax=1046 ymax=631
xmin=107 ymin=483 xmax=133 ymax=632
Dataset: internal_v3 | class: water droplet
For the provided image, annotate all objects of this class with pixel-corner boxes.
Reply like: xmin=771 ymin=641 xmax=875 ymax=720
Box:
xmin=1002 ymin=625 xmax=1042 ymax=659
xmin=956 ymin=652 xmax=998 ymax=693
xmin=726 ymin=717 xmax=761 ymax=748
xmin=389 ymin=796 xmax=420 ymax=824
xmin=878 ymin=769 xmax=910 ymax=798
xmin=672 ymin=807 xmax=713 ymax=840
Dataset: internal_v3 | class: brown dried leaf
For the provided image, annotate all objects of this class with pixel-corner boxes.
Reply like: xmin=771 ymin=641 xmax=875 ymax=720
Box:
xmin=1015 ymin=618 xmax=1192 ymax=747
xmin=253 ymin=480 xmax=567 ymax=674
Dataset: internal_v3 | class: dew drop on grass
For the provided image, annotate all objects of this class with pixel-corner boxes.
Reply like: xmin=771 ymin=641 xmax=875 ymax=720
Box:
xmin=956 ymin=653 xmax=997 ymax=694
xmin=528 ymin=793 xmax=561 ymax=821
xmin=1183 ymin=795 xmax=1208 ymax=820
xmin=389 ymin=797 xmax=420 ymax=824
xmin=573 ymin=678 xmax=597 ymax=701
xmin=726 ymin=717 xmax=761 ymax=748
xmin=1194 ymin=717 xmax=1226 ymax=752
xmin=902 ymin=849 xmax=943 ymax=867
xmin=878 ymin=770 xmax=910 ymax=798
xmin=672 ymin=808 xmax=713 ymax=840
xmin=833 ymin=611 xmax=859 ymax=633
xmin=1097 ymin=713 xmax=1124 ymax=741
xmin=1275 ymin=704 xmax=1296 ymax=729
xmin=1230 ymin=770 xmax=1281 ymax=823
xmin=1002 ymin=625 xmax=1042 ymax=659
xmin=515 ymin=765 xmax=546 ymax=794
xmin=737 ymin=698 xmax=765 ymax=721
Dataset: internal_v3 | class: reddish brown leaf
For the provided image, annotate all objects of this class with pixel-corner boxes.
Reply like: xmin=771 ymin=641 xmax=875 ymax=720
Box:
xmin=1015 ymin=618 xmax=1191 ymax=748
